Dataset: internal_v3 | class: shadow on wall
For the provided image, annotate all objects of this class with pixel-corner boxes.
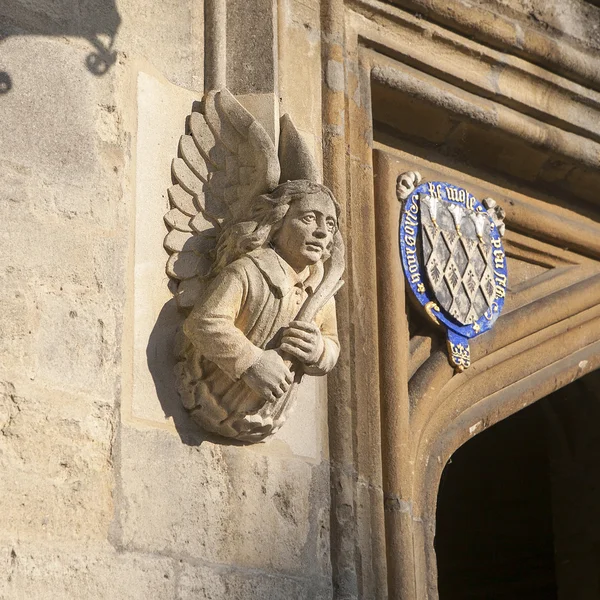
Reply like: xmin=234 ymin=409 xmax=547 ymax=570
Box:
xmin=146 ymin=299 xmax=200 ymax=446
xmin=147 ymin=299 xmax=250 ymax=449
xmin=0 ymin=0 xmax=121 ymax=94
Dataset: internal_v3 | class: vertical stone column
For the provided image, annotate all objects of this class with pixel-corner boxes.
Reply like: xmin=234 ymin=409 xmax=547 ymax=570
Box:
xmin=320 ymin=1 xmax=360 ymax=598
xmin=205 ymin=0 xmax=227 ymax=89
xmin=224 ymin=0 xmax=279 ymax=143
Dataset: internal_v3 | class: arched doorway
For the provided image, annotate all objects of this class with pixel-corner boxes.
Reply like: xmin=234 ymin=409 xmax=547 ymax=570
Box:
xmin=435 ymin=370 xmax=600 ymax=599
xmin=370 ymin=146 xmax=600 ymax=599
xmin=323 ymin=11 xmax=600 ymax=592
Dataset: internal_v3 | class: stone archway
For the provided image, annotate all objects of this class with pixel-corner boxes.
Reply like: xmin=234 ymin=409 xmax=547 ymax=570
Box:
xmin=435 ymin=370 xmax=600 ymax=599
xmin=373 ymin=147 xmax=600 ymax=598
xmin=435 ymin=399 xmax=557 ymax=599
xmin=321 ymin=6 xmax=600 ymax=598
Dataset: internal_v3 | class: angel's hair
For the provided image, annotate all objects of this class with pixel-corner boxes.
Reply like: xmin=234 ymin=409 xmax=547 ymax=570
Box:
xmin=210 ymin=179 xmax=340 ymax=275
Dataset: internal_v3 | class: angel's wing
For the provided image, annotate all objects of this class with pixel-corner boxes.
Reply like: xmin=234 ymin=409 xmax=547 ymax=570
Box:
xmin=164 ymin=89 xmax=281 ymax=309
xmin=278 ymin=113 xmax=321 ymax=183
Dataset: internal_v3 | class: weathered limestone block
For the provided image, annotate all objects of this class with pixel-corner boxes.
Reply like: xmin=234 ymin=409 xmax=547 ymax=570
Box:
xmin=0 ymin=200 xmax=124 ymax=396
xmin=0 ymin=543 xmax=176 ymax=600
xmin=0 ymin=0 xmax=203 ymax=91
xmin=0 ymin=381 xmax=114 ymax=543
xmin=118 ymin=0 xmax=204 ymax=89
xmin=177 ymin=561 xmax=332 ymax=600
xmin=0 ymin=37 xmax=126 ymax=384
xmin=279 ymin=0 xmax=323 ymax=135
xmin=0 ymin=28 xmax=126 ymax=569
xmin=114 ymin=426 xmax=331 ymax=578
xmin=0 ymin=228 xmax=123 ymax=395
xmin=37 ymin=295 xmax=118 ymax=395
xmin=226 ymin=0 xmax=276 ymax=95
xmin=131 ymin=70 xmax=199 ymax=425
xmin=0 ymin=271 xmax=36 ymax=379
xmin=0 ymin=36 xmax=122 ymax=213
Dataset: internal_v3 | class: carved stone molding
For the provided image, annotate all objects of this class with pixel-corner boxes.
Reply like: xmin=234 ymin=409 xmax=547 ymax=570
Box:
xmin=320 ymin=4 xmax=600 ymax=596
xmin=373 ymin=147 xmax=600 ymax=598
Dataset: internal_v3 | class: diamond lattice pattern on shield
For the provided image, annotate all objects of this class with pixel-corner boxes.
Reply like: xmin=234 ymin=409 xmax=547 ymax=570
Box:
xmin=421 ymin=197 xmax=496 ymax=325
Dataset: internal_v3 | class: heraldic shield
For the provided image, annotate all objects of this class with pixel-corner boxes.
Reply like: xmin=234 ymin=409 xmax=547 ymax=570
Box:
xmin=421 ymin=192 xmax=496 ymax=325
xmin=398 ymin=177 xmax=508 ymax=371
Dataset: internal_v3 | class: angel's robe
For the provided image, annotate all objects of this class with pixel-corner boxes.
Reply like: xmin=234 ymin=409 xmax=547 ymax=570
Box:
xmin=176 ymin=247 xmax=339 ymax=441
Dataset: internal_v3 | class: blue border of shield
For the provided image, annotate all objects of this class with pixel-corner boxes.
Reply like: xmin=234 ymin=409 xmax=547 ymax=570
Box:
xmin=399 ymin=181 xmax=508 ymax=370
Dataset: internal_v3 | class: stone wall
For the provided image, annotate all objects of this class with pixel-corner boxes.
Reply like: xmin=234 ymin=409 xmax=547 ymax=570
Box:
xmin=0 ymin=0 xmax=332 ymax=597
xmin=470 ymin=0 xmax=600 ymax=50
xmin=2 ymin=0 xmax=600 ymax=598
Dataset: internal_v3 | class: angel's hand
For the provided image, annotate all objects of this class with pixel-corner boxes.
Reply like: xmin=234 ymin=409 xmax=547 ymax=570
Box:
xmin=242 ymin=349 xmax=293 ymax=403
xmin=280 ymin=320 xmax=324 ymax=366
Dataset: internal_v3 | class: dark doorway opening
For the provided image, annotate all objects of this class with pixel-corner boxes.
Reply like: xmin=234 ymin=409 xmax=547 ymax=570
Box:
xmin=435 ymin=370 xmax=600 ymax=600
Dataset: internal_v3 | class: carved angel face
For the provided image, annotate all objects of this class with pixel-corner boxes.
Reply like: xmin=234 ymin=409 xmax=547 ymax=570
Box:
xmin=272 ymin=193 xmax=337 ymax=272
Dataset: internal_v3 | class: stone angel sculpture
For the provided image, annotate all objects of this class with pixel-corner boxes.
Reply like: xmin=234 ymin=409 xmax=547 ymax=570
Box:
xmin=164 ymin=90 xmax=345 ymax=443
